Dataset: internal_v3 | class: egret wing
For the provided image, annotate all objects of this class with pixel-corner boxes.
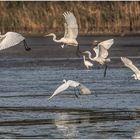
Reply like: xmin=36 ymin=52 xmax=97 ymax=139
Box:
xmin=0 ymin=32 xmax=25 ymax=51
xmin=98 ymin=46 xmax=109 ymax=59
xmin=63 ymin=11 xmax=78 ymax=39
xmin=48 ymin=83 xmax=69 ymax=100
xmin=121 ymin=57 xmax=140 ymax=75
xmin=93 ymin=46 xmax=100 ymax=58
xmin=79 ymin=84 xmax=91 ymax=95
xmin=64 ymin=23 xmax=69 ymax=38
xmin=98 ymin=39 xmax=114 ymax=50
xmin=67 ymin=80 xmax=80 ymax=87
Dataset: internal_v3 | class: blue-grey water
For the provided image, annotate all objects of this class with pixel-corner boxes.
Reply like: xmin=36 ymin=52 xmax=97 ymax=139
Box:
xmin=0 ymin=35 xmax=140 ymax=139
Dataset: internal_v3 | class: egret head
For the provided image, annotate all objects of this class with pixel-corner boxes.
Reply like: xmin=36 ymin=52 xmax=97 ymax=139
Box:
xmin=63 ymin=79 xmax=67 ymax=83
xmin=45 ymin=33 xmax=55 ymax=37
xmin=92 ymin=40 xmax=99 ymax=46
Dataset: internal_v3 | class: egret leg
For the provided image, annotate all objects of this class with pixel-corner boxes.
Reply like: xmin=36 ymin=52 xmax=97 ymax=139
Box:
xmin=76 ymin=45 xmax=82 ymax=57
xmin=77 ymin=87 xmax=81 ymax=95
xmin=94 ymin=92 xmax=98 ymax=97
xmin=24 ymin=40 xmax=31 ymax=51
xmin=103 ymin=64 xmax=108 ymax=77
xmin=74 ymin=88 xmax=79 ymax=98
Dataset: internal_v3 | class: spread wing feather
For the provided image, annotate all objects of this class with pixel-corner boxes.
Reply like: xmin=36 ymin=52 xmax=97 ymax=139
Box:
xmin=98 ymin=39 xmax=114 ymax=50
xmin=99 ymin=46 xmax=109 ymax=59
xmin=0 ymin=32 xmax=25 ymax=51
xmin=48 ymin=83 xmax=69 ymax=100
xmin=63 ymin=11 xmax=78 ymax=39
xmin=121 ymin=57 xmax=140 ymax=75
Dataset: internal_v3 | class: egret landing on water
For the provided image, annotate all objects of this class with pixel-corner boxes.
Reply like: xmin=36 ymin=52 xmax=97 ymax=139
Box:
xmin=121 ymin=57 xmax=140 ymax=80
xmin=48 ymin=79 xmax=92 ymax=100
xmin=45 ymin=11 xmax=81 ymax=57
xmin=83 ymin=39 xmax=114 ymax=77
xmin=0 ymin=32 xmax=31 ymax=51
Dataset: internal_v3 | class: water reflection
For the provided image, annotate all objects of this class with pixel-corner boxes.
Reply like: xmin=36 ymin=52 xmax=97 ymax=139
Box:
xmin=54 ymin=112 xmax=79 ymax=138
xmin=133 ymin=126 xmax=140 ymax=139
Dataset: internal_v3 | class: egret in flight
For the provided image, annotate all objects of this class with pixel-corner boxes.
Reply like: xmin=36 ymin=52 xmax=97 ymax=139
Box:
xmin=83 ymin=39 xmax=114 ymax=77
xmin=0 ymin=32 xmax=31 ymax=51
xmin=121 ymin=57 xmax=140 ymax=80
xmin=46 ymin=11 xmax=81 ymax=57
xmin=83 ymin=55 xmax=93 ymax=69
xmin=48 ymin=79 xmax=92 ymax=100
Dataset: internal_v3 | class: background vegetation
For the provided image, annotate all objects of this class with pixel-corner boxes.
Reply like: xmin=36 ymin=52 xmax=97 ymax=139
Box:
xmin=0 ymin=1 xmax=140 ymax=35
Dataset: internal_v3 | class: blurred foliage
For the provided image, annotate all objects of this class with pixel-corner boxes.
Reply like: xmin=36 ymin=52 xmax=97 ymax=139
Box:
xmin=0 ymin=1 xmax=140 ymax=35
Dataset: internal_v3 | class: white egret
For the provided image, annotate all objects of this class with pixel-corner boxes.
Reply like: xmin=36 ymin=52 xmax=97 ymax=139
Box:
xmin=48 ymin=79 xmax=92 ymax=100
xmin=83 ymin=55 xmax=93 ymax=69
xmin=0 ymin=32 xmax=31 ymax=51
xmin=83 ymin=39 xmax=114 ymax=77
xmin=45 ymin=11 xmax=81 ymax=57
xmin=121 ymin=57 xmax=140 ymax=80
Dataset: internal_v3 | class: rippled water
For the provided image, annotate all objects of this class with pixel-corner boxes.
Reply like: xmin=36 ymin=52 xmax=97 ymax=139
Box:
xmin=0 ymin=35 xmax=140 ymax=138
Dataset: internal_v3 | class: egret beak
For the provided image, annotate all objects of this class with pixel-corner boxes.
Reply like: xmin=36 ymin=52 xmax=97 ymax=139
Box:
xmin=44 ymin=34 xmax=50 ymax=37
xmin=82 ymin=51 xmax=87 ymax=54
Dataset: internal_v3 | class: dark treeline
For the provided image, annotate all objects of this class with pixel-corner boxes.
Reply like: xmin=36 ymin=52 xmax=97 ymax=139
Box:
xmin=0 ymin=1 xmax=140 ymax=35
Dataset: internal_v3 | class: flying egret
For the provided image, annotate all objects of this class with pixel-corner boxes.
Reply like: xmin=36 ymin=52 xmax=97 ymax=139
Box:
xmin=45 ymin=11 xmax=81 ymax=57
xmin=83 ymin=39 xmax=114 ymax=77
xmin=48 ymin=79 xmax=92 ymax=100
xmin=121 ymin=57 xmax=140 ymax=80
xmin=83 ymin=55 xmax=93 ymax=69
xmin=0 ymin=32 xmax=31 ymax=51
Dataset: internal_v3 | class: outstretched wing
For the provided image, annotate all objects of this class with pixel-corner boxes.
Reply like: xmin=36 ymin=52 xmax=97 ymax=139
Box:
xmin=98 ymin=46 xmax=109 ymax=59
xmin=0 ymin=32 xmax=25 ymax=51
xmin=64 ymin=23 xmax=69 ymax=38
xmin=48 ymin=82 xmax=69 ymax=100
xmin=98 ymin=39 xmax=114 ymax=50
xmin=63 ymin=11 xmax=78 ymax=39
xmin=67 ymin=80 xmax=80 ymax=87
xmin=121 ymin=57 xmax=140 ymax=75
xmin=79 ymin=84 xmax=91 ymax=95
xmin=94 ymin=39 xmax=113 ymax=59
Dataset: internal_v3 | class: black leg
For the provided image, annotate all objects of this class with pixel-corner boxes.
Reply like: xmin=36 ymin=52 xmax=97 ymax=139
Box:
xmin=74 ymin=88 xmax=79 ymax=98
xmin=76 ymin=45 xmax=82 ymax=57
xmin=94 ymin=92 xmax=98 ymax=97
xmin=104 ymin=64 xmax=108 ymax=77
xmin=24 ymin=40 xmax=31 ymax=51
xmin=77 ymin=87 xmax=81 ymax=95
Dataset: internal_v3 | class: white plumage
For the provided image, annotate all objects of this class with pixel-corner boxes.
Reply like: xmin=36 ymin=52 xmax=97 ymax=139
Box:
xmin=84 ymin=39 xmax=114 ymax=65
xmin=45 ymin=11 xmax=81 ymax=56
xmin=83 ymin=55 xmax=93 ymax=69
xmin=0 ymin=32 xmax=25 ymax=51
xmin=46 ymin=11 xmax=78 ymax=47
xmin=48 ymin=79 xmax=92 ymax=100
xmin=121 ymin=57 xmax=140 ymax=80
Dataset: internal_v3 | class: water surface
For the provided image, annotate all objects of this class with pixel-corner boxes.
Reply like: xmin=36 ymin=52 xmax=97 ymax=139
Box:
xmin=0 ymin=35 xmax=140 ymax=138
